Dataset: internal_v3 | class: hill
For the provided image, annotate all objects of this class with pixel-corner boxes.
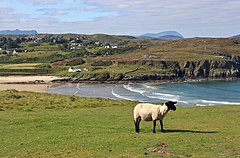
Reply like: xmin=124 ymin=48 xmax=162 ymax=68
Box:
xmin=0 ymin=29 xmax=38 ymax=35
xmin=0 ymin=33 xmax=240 ymax=82
xmin=139 ymin=31 xmax=184 ymax=39
xmin=230 ymin=34 xmax=240 ymax=40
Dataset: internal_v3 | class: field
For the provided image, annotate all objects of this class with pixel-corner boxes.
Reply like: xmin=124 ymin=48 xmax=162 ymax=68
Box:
xmin=0 ymin=63 xmax=54 ymax=76
xmin=0 ymin=90 xmax=239 ymax=157
xmin=0 ymin=63 xmax=41 ymax=69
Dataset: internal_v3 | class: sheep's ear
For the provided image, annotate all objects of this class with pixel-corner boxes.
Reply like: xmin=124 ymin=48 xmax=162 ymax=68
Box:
xmin=165 ymin=101 xmax=177 ymax=105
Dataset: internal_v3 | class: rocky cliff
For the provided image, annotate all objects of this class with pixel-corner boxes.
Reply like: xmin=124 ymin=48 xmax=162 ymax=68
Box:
xmin=64 ymin=57 xmax=240 ymax=83
xmin=180 ymin=60 xmax=240 ymax=79
xmin=119 ymin=60 xmax=240 ymax=82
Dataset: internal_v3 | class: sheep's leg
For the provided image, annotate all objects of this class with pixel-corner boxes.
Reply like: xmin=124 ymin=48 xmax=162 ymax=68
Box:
xmin=134 ymin=120 xmax=138 ymax=133
xmin=160 ymin=120 xmax=165 ymax=133
xmin=137 ymin=117 xmax=141 ymax=132
xmin=153 ymin=120 xmax=156 ymax=133
xmin=135 ymin=116 xmax=141 ymax=133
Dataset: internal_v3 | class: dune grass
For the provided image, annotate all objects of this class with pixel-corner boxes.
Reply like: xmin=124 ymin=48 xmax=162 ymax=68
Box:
xmin=0 ymin=90 xmax=240 ymax=157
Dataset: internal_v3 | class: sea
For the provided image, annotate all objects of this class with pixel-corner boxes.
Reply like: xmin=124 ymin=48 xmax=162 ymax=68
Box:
xmin=48 ymin=80 xmax=240 ymax=106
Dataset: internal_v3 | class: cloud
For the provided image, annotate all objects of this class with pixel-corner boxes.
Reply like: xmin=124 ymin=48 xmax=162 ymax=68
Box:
xmin=18 ymin=0 xmax=59 ymax=5
xmin=80 ymin=0 xmax=240 ymax=36
xmin=37 ymin=8 xmax=69 ymax=16
xmin=74 ymin=5 xmax=100 ymax=12
xmin=0 ymin=5 xmax=27 ymax=25
xmin=0 ymin=6 xmax=16 ymax=23
xmin=1 ymin=0 xmax=240 ymax=37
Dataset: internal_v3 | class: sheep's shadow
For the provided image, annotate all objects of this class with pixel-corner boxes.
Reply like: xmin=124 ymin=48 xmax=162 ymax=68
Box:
xmin=165 ymin=129 xmax=218 ymax=133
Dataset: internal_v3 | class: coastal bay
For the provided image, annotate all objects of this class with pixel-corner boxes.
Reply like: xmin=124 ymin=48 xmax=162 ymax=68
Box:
xmin=1 ymin=75 xmax=239 ymax=106
xmin=48 ymin=80 xmax=240 ymax=106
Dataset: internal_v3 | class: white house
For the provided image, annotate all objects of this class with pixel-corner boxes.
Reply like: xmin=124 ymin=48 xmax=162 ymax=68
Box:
xmin=13 ymin=50 xmax=18 ymax=54
xmin=104 ymin=43 xmax=118 ymax=49
xmin=68 ymin=67 xmax=88 ymax=72
xmin=95 ymin=41 xmax=100 ymax=45
xmin=12 ymin=50 xmax=23 ymax=55
xmin=104 ymin=44 xmax=111 ymax=48
xmin=110 ymin=43 xmax=118 ymax=49
xmin=81 ymin=68 xmax=88 ymax=71
xmin=68 ymin=67 xmax=81 ymax=72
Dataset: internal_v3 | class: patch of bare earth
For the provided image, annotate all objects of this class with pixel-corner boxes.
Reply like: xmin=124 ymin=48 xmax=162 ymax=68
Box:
xmin=145 ymin=143 xmax=175 ymax=157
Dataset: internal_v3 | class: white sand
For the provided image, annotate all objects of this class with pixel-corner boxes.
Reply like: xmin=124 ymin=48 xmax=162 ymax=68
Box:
xmin=0 ymin=76 xmax=64 ymax=92
xmin=0 ymin=84 xmax=49 ymax=92
xmin=0 ymin=76 xmax=62 ymax=83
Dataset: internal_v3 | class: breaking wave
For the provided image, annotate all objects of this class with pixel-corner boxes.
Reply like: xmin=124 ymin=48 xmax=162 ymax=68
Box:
xmin=111 ymin=89 xmax=142 ymax=102
xmin=123 ymin=84 xmax=145 ymax=95
xmin=145 ymin=93 xmax=178 ymax=101
xmin=143 ymin=84 xmax=157 ymax=89
xmin=199 ymin=100 xmax=240 ymax=105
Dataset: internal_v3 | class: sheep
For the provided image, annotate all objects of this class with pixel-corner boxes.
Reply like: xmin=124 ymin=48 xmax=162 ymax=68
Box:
xmin=133 ymin=101 xmax=177 ymax=133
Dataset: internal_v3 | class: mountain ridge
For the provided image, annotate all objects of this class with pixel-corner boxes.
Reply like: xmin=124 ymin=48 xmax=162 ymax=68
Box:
xmin=139 ymin=31 xmax=184 ymax=39
xmin=0 ymin=29 xmax=38 ymax=35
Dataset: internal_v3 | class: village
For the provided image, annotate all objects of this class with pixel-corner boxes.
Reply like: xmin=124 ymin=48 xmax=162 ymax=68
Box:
xmin=0 ymin=34 xmax=119 ymax=55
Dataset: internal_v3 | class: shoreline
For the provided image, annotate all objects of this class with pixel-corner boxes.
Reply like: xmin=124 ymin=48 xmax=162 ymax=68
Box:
xmin=0 ymin=76 xmax=65 ymax=92
xmin=0 ymin=75 xmax=239 ymax=93
xmin=66 ymin=77 xmax=240 ymax=85
xmin=47 ymin=80 xmax=240 ymax=106
xmin=1 ymin=75 xmax=239 ymax=84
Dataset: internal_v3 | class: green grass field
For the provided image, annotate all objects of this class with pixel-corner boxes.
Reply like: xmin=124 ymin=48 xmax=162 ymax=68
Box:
xmin=0 ymin=63 xmax=41 ymax=69
xmin=0 ymin=90 xmax=240 ymax=157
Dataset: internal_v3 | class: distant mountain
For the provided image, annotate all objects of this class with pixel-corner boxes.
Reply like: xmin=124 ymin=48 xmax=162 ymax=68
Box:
xmin=139 ymin=31 xmax=184 ymax=39
xmin=230 ymin=34 xmax=240 ymax=39
xmin=0 ymin=29 xmax=38 ymax=35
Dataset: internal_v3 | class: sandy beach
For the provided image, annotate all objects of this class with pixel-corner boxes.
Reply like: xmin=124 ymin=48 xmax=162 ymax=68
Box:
xmin=0 ymin=76 xmax=62 ymax=83
xmin=0 ymin=84 xmax=50 ymax=92
xmin=0 ymin=76 xmax=63 ymax=92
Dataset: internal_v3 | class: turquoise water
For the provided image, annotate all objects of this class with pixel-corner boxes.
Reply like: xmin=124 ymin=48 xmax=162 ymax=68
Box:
xmin=48 ymin=80 xmax=240 ymax=106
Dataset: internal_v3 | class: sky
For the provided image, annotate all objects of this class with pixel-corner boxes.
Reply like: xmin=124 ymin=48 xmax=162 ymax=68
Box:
xmin=0 ymin=0 xmax=240 ymax=37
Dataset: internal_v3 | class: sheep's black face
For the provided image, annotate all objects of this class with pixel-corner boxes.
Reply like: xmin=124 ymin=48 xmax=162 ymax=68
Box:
xmin=165 ymin=101 xmax=177 ymax=111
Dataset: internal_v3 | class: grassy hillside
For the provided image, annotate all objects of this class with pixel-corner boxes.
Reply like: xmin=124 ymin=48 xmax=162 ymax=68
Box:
xmin=54 ymin=37 xmax=239 ymax=80
xmin=0 ymin=35 xmax=240 ymax=81
xmin=0 ymin=90 xmax=239 ymax=157
xmin=101 ymin=38 xmax=240 ymax=62
xmin=53 ymin=38 xmax=240 ymax=80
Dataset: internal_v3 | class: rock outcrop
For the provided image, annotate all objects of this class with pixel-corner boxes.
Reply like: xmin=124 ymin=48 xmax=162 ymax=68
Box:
xmin=58 ymin=57 xmax=240 ymax=83
xmin=180 ymin=60 xmax=240 ymax=79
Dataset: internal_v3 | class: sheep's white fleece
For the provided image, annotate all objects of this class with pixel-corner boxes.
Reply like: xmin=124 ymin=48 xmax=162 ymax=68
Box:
xmin=134 ymin=103 xmax=169 ymax=121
